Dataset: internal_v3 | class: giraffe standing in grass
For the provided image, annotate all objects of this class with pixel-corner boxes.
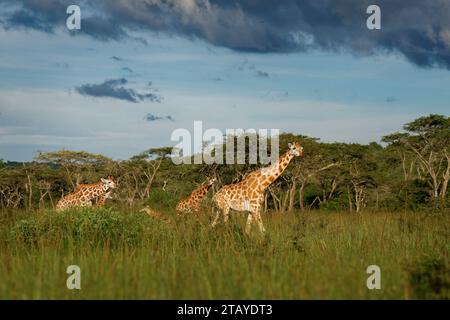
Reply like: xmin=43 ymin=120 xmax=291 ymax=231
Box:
xmin=176 ymin=177 xmax=216 ymax=215
xmin=55 ymin=176 xmax=116 ymax=211
xmin=212 ymin=142 xmax=303 ymax=234
xmin=140 ymin=206 xmax=170 ymax=223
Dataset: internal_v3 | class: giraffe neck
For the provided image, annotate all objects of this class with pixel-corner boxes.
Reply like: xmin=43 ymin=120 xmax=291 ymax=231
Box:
xmin=258 ymin=150 xmax=294 ymax=190
xmin=276 ymin=150 xmax=294 ymax=174
xmin=192 ymin=184 xmax=212 ymax=199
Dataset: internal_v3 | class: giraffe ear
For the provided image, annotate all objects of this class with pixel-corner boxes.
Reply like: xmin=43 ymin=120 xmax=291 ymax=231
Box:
xmin=288 ymin=142 xmax=292 ymax=148
xmin=101 ymin=178 xmax=107 ymax=183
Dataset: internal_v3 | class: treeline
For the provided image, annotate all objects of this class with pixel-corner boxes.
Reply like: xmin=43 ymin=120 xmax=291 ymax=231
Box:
xmin=0 ymin=114 xmax=449 ymax=212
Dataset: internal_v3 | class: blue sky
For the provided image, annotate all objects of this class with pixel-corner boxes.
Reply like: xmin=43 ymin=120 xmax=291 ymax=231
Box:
xmin=0 ymin=0 xmax=449 ymax=161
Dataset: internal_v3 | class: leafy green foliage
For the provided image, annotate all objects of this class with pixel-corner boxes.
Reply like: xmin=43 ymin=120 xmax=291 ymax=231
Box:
xmin=407 ymin=256 xmax=450 ymax=299
xmin=145 ymin=188 xmax=178 ymax=211
xmin=0 ymin=115 xmax=448 ymax=212
xmin=9 ymin=208 xmax=150 ymax=248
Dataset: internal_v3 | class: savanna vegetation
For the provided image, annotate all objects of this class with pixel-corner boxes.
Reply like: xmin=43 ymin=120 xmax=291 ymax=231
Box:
xmin=0 ymin=114 xmax=448 ymax=299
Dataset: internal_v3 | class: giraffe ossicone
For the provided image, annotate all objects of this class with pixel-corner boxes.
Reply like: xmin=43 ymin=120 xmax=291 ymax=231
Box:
xmin=212 ymin=142 xmax=303 ymax=234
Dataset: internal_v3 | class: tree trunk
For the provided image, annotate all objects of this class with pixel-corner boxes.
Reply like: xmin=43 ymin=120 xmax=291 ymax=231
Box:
xmin=439 ymin=152 xmax=450 ymax=202
xmin=26 ymin=171 xmax=33 ymax=209
xmin=281 ymin=191 xmax=289 ymax=212
xmin=288 ymin=181 xmax=296 ymax=212
xmin=268 ymin=188 xmax=280 ymax=212
xmin=353 ymin=183 xmax=365 ymax=213
xmin=298 ymin=181 xmax=306 ymax=212
xmin=347 ymin=185 xmax=353 ymax=212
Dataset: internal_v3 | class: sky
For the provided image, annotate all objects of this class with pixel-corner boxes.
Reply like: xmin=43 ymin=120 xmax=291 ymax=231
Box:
xmin=0 ymin=0 xmax=449 ymax=161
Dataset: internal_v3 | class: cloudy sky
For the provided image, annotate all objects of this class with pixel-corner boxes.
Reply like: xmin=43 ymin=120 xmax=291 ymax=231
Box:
xmin=0 ymin=0 xmax=449 ymax=161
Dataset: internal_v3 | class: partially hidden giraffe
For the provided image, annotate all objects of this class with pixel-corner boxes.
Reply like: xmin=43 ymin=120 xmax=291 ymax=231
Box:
xmin=140 ymin=206 xmax=170 ymax=223
xmin=94 ymin=190 xmax=113 ymax=207
xmin=175 ymin=177 xmax=216 ymax=215
xmin=212 ymin=142 xmax=303 ymax=234
xmin=55 ymin=176 xmax=117 ymax=211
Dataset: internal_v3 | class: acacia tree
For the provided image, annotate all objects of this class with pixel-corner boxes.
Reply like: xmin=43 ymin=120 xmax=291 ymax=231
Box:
xmin=383 ymin=115 xmax=450 ymax=205
xmin=117 ymin=147 xmax=171 ymax=207
xmin=265 ymin=135 xmax=341 ymax=212
xmin=35 ymin=150 xmax=112 ymax=190
xmin=334 ymin=144 xmax=378 ymax=213
xmin=382 ymin=133 xmax=417 ymax=182
xmin=0 ymin=166 xmax=25 ymax=208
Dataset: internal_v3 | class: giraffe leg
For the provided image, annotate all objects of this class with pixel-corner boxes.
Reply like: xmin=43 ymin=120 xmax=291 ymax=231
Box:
xmin=245 ymin=213 xmax=254 ymax=234
xmin=211 ymin=209 xmax=222 ymax=227
xmin=253 ymin=210 xmax=266 ymax=234
xmin=223 ymin=207 xmax=230 ymax=223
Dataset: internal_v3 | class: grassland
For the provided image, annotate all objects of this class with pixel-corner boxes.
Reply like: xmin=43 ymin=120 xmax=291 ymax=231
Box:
xmin=0 ymin=207 xmax=448 ymax=299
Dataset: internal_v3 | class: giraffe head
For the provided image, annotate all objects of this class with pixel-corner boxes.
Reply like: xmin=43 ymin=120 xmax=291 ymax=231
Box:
xmin=101 ymin=176 xmax=117 ymax=191
xmin=288 ymin=142 xmax=304 ymax=157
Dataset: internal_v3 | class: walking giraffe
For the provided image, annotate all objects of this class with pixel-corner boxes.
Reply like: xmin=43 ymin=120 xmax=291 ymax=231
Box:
xmin=212 ymin=142 xmax=303 ymax=234
xmin=55 ymin=176 xmax=116 ymax=211
xmin=176 ymin=177 xmax=216 ymax=215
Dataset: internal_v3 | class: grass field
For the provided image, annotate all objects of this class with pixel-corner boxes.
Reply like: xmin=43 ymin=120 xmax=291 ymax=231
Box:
xmin=0 ymin=207 xmax=448 ymax=299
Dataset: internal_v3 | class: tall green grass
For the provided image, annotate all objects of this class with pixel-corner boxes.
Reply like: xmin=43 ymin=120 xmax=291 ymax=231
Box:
xmin=0 ymin=208 xmax=448 ymax=299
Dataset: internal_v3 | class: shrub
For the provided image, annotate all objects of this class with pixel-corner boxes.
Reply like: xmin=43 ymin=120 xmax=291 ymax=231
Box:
xmin=145 ymin=188 xmax=178 ymax=210
xmin=407 ymin=256 xmax=450 ymax=299
xmin=9 ymin=208 xmax=151 ymax=248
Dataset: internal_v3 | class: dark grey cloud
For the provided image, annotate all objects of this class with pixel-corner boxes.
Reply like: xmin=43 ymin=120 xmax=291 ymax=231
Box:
xmin=145 ymin=113 xmax=175 ymax=122
xmin=111 ymin=56 xmax=123 ymax=61
xmin=4 ymin=8 xmax=54 ymax=33
xmin=1 ymin=0 xmax=450 ymax=69
xmin=232 ymin=58 xmax=270 ymax=77
xmin=75 ymin=78 xmax=162 ymax=103
xmin=385 ymin=96 xmax=397 ymax=103
xmin=256 ymin=70 xmax=269 ymax=78
xmin=55 ymin=62 xmax=69 ymax=69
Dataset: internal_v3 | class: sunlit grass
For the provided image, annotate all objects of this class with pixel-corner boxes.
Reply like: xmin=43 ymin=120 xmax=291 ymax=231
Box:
xmin=0 ymin=208 xmax=448 ymax=299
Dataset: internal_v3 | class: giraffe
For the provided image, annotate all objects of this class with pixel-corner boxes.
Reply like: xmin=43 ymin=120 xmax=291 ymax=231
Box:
xmin=175 ymin=177 xmax=216 ymax=215
xmin=140 ymin=206 xmax=170 ymax=223
xmin=95 ymin=190 xmax=113 ymax=207
xmin=55 ymin=176 xmax=117 ymax=211
xmin=72 ymin=181 xmax=114 ymax=208
xmin=212 ymin=142 xmax=303 ymax=234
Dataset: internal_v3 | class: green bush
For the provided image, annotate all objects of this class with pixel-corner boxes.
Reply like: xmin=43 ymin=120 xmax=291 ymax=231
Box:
xmin=9 ymin=208 xmax=151 ymax=248
xmin=407 ymin=256 xmax=450 ymax=299
xmin=145 ymin=188 xmax=179 ymax=210
xmin=319 ymin=193 xmax=349 ymax=211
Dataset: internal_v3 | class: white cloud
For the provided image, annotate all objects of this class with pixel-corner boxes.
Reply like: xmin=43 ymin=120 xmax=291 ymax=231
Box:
xmin=0 ymin=85 xmax=437 ymax=161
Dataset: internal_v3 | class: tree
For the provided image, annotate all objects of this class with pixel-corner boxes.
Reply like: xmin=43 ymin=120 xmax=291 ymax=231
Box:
xmin=117 ymin=147 xmax=172 ymax=206
xmin=282 ymin=139 xmax=341 ymax=212
xmin=337 ymin=144 xmax=378 ymax=212
xmin=383 ymin=115 xmax=450 ymax=205
xmin=382 ymin=132 xmax=416 ymax=182
xmin=35 ymin=150 xmax=112 ymax=190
